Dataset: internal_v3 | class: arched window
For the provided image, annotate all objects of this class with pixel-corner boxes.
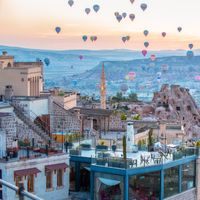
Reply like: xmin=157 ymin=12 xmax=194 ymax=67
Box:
xmin=7 ymin=63 xmax=12 ymax=68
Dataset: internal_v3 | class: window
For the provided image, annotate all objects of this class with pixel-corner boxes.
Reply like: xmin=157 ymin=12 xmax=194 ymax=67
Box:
xmin=164 ymin=166 xmax=179 ymax=198
xmin=176 ymin=107 xmax=180 ymax=111
xmin=57 ymin=169 xmax=63 ymax=187
xmin=129 ymin=171 xmax=160 ymax=200
xmin=46 ymin=171 xmax=53 ymax=189
xmin=27 ymin=175 xmax=34 ymax=193
xmin=182 ymin=161 xmax=195 ymax=192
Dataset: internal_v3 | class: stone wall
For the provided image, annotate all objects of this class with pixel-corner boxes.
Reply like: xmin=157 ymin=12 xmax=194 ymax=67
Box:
xmin=164 ymin=188 xmax=196 ymax=200
xmin=109 ymin=113 xmax=126 ymax=131
xmin=0 ymin=113 xmax=16 ymax=148
xmin=51 ymin=102 xmax=81 ymax=133
xmin=16 ymin=118 xmax=42 ymax=144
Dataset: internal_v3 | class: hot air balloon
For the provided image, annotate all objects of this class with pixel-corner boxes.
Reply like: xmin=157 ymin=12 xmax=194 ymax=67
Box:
xmin=122 ymin=12 xmax=127 ymax=18
xmin=72 ymin=80 xmax=78 ymax=87
xmin=82 ymin=35 xmax=87 ymax=42
xmin=44 ymin=58 xmax=50 ymax=66
xmin=93 ymin=4 xmax=100 ymax=13
xmin=162 ymin=64 xmax=169 ymax=72
xmin=85 ymin=8 xmax=91 ymax=15
xmin=93 ymin=36 xmax=97 ymax=41
xmin=129 ymin=14 xmax=135 ymax=21
xmin=122 ymin=37 xmax=127 ymax=43
xmin=68 ymin=0 xmax=74 ymax=7
xmin=116 ymin=15 xmax=122 ymax=22
xmin=143 ymin=30 xmax=149 ymax=37
xmin=187 ymin=50 xmax=194 ymax=59
xmin=126 ymin=36 xmax=130 ymax=41
xmin=188 ymin=43 xmax=194 ymax=50
xmin=79 ymin=55 xmax=83 ymax=60
xmin=55 ymin=27 xmax=61 ymax=34
xmin=120 ymin=84 xmax=128 ymax=93
xmin=177 ymin=27 xmax=182 ymax=32
xmin=144 ymin=41 xmax=149 ymax=48
xmin=128 ymin=71 xmax=136 ymax=80
xmin=195 ymin=75 xmax=200 ymax=81
xmin=125 ymin=75 xmax=129 ymax=80
xmin=142 ymin=50 xmax=147 ymax=57
xmin=150 ymin=55 xmax=156 ymax=61
xmin=130 ymin=0 xmax=135 ymax=4
xmin=141 ymin=3 xmax=147 ymax=11
xmin=162 ymin=32 xmax=166 ymax=37
xmin=90 ymin=36 xmax=94 ymax=42
xmin=114 ymin=12 xmax=119 ymax=17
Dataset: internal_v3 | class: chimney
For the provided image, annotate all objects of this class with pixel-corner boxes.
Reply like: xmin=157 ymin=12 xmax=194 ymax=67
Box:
xmin=126 ymin=121 xmax=135 ymax=152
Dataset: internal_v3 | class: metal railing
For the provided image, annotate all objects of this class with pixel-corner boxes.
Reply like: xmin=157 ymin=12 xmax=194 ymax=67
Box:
xmin=0 ymin=179 xmax=44 ymax=200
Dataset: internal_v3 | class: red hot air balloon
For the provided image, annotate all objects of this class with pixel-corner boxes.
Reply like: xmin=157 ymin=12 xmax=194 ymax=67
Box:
xmin=142 ymin=50 xmax=147 ymax=57
xmin=128 ymin=72 xmax=136 ymax=80
xmin=150 ymin=55 xmax=156 ymax=61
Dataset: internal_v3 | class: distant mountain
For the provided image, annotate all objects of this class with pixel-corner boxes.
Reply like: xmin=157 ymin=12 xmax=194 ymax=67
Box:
xmin=66 ymin=56 xmax=200 ymax=104
xmin=1 ymin=45 xmax=200 ymax=103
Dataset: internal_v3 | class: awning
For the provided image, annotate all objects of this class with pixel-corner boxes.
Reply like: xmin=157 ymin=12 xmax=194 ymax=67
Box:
xmin=14 ymin=168 xmax=41 ymax=177
xmin=84 ymin=167 xmax=91 ymax=171
xmin=99 ymin=177 xmax=120 ymax=186
xmin=45 ymin=163 xmax=68 ymax=172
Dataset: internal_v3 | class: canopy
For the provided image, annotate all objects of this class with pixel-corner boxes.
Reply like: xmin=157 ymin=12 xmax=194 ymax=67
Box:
xmin=45 ymin=163 xmax=68 ymax=172
xmin=84 ymin=167 xmax=91 ymax=171
xmin=14 ymin=168 xmax=41 ymax=177
xmin=99 ymin=177 xmax=120 ymax=186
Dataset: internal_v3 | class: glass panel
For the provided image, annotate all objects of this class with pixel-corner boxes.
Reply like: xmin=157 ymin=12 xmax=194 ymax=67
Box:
xmin=182 ymin=161 xmax=195 ymax=192
xmin=94 ymin=172 xmax=124 ymax=200
xmin=70 ymin=161 xmax=75 ymax=191
xmin=129 ymin=171 xmax=160 ymax=200
xmin=80 ymin=163 xmax=90 ymax=192
xmin=164 ymin=166 xmax=179 ymax=198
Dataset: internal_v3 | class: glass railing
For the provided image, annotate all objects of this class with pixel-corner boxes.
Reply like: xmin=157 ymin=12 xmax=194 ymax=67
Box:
xmin=91 ymin=147 xmax=197 ymax=169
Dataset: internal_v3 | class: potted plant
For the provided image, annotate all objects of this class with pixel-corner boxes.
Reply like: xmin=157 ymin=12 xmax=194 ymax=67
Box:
xmin=96 ymin=141 xmax=108 ymax=151
xmin=196 ymin=141 xmax=200 ymax=155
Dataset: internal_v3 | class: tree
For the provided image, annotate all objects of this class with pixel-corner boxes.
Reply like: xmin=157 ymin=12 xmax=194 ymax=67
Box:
xmin=123 ymin=135 xmax=127 ymax=161
xmin=148 ymin=128 xmax=154 ymax=151
xmin=128 ymin=92 xmax=138 ymax=102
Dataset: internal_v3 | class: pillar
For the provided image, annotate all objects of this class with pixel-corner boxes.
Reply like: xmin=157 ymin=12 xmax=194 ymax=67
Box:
xmin=90 ymin=171 xmax=94 ymax=200
xmin=196 ymin=157 xmax=200 ymax=199
xmin=75 ymin=162 xmax=80 ymax=191
xmin=124 ymin=174 xmax=129 ymax=200
xmin=126 ymin=121 xmax=135 ymax=152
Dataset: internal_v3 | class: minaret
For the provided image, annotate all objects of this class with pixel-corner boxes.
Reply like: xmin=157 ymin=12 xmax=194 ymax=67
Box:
xmin=100 ymin=63 xmax=106 ymax=109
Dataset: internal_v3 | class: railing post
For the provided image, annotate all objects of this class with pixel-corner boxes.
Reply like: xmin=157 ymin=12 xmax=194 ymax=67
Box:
xmin=18 ymin=181 xmax=24 ymax=200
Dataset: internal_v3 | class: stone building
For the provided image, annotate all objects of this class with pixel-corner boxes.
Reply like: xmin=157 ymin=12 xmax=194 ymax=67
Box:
xmin=0 ymin=113 xmax=17 ymax=149
xmin=0 ymin=51 xmax=43 ymax=97
xmin=0 ymin=151 xmax=69 ymax=200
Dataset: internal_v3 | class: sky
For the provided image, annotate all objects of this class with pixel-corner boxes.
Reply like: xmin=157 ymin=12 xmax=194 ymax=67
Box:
xmin=0 ymin=0 xmax=200 ymax=50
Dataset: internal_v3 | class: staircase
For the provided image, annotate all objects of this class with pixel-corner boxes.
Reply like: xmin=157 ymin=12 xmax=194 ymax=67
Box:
xmin=11 ymin=102 xmax=56 ymax=146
